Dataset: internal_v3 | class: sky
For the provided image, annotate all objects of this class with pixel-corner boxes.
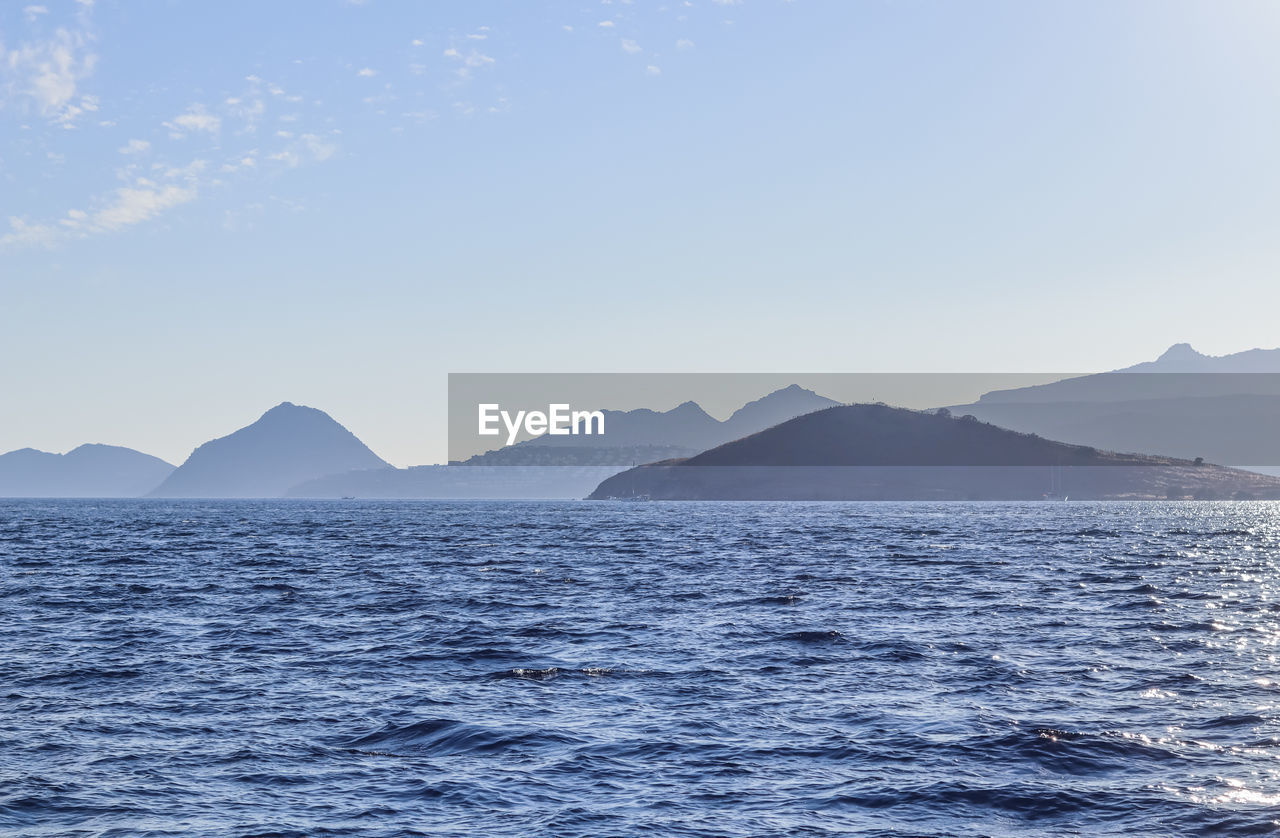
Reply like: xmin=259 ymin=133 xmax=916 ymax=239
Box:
xmin=3 ymin=0 xmax=1280 ymax=467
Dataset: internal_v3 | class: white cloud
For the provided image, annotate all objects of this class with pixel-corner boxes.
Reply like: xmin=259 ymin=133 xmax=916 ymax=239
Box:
xmin=90 ymin=182 xmax=197 ymax=231
xmin=621 ymin=39 xmax=642 ymax=54
xmin=225 ymin=93 xmax=266 ymax=132
xmin=302 ymin=133 xmax=336 ymax=162
xmin=164 ymin=104 xmax=220 ymax=138
xmin=23 ymin=5 xmax=49 ymax=22
xmin=710 ymin=0 xmax=740 ymax=4
xmin=598 ymin=20 xmax=615 ymax=27
xmin=221 ymin=152 xmax=258 ymax=173
xmin=2 ymin=172 xmax=198 ymax=248
xmin=269 ymin=149 xmax=300 ymax=167
xmin=411 ymin=39 xmax=424 ymax=46
xmin=357 ymin=67 xmax=377 ymax=78
xmin=119 ymin=138 xmax=150 ymax=155
xmin=1 ymin=217 xmax=58 ymax=248
xmin=676 ymin=38 xmax=695 ymax=49
xmin=443 ymin=47 xmax=496 ymax=74
xmin=646 ymin=65 xmax=661 ymax=75
xmin=269 ymin=133 xmax=337 ymax=168
xmin=2 ymin=27 xmax=100 ymax=125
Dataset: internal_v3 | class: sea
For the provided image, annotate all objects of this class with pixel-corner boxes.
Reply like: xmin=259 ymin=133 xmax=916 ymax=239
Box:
xmin=3 ymin=499 xmax=1280 ymax=837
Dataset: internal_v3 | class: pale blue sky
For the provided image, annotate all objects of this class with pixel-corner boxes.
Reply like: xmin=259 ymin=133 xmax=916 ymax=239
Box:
xmin=3 ymin=0 xmax=1280 ymax=466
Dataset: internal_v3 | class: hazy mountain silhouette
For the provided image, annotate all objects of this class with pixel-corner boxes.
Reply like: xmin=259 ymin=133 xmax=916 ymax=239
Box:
xmin=294 ymin=385 xmax=843 ymax=498
xmin=465 ymin=385 xmax=841 ymax=465
xmin=589 ymin=404 xmax=1280 ymax=500
xmin=149 ymin=402 xmax=391 ymax=498
xmin=0 ymin=444 xmax=175 ymax=498
xmin=948 ymin=344 xmax=1280 ymax=467
xmin=721 ymin=384 xmax=842 ymax=439
xmin=508 ymin=400 xmax=724 ymax=451
xmin=1118 ymin=343 xmax=1280 ymax=373
xmin=976 ymin=344 xmax=1280 ymax=404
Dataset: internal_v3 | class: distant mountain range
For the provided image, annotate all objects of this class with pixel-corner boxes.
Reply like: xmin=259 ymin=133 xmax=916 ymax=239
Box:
xmin=589 ymin=404 xmax=1280 ymax=501
xmin=0 ymin=444 xmax=175 ymax=498
xmin=951 ymin=343 xmax=1280 ymax=467
xmin=462 ymin=384 xmax=841 ymax=465
xmin=303 ymin=385 xmax=844 ymax=496
xmin=0 ymin=387 xmax=841 ymax=499
xmin=148 ymin=403 xmax=392 ymax=498
xmin=6 ymin=345 xmax=1280 ymax=499
xmin=1118 ymin=342 xmax=1280 ymax=373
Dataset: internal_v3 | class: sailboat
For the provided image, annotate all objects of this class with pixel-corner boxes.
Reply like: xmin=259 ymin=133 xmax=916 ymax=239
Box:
xmin=1043 ymin=464 xmax=1068 ymax=501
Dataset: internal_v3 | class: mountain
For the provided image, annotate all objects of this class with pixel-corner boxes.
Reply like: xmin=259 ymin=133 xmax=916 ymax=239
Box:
xmin=149 ymin=402 xmax=392 ymax=498
xmin=721 ymin=384 xmax=843 ymax=440
xmin=0 ymin=444 xmax=175 ymax=498
xmin=504 ymin=400 xmax=725 ymax=452
xmin=941 ymin=394 xmax=1280 ymax=468
xmin=463 ymin=385 xmax=842 ymax=465
xmin=588 ymin=404 xmax=1280 ymax=500
xmin=975 ymin=344 xmax=1280 ymax=405
xmin=1118 ymin=343 xmax=1280 ymax=373
xmin=945 ymin=344 xmax=1280 ymax=467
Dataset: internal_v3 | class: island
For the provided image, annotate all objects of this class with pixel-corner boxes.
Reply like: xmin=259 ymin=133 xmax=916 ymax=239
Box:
xmin=588 ymin=404 xmax=1280 ymax=501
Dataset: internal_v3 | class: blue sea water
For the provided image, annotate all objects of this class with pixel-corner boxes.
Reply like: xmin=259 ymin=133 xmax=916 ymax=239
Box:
xmin=3 ymin=500 xmax=1280 ymax=837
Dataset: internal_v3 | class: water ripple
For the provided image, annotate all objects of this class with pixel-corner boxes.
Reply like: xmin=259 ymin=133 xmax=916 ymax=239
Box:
xmin=4 ymin=499 xmax=1280 ymax=836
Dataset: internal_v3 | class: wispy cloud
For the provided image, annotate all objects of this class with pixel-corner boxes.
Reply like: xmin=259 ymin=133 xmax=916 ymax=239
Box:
xmin=0 ymin=23 xmax=100 ymax=126
xmin=88 ymin=180 xmax=198 ymax=232
xmin=1 ymin=217 xmax=60 ymax=248
xmin=164 ymin=104 xmax=221 ymax=138
xmin=3 ymin=0 xmax=781 ymax=250
xmin=269 ymin=133 xmax=337 ymax=168
xmin=2 ymin=163 xmax=201 ymax=248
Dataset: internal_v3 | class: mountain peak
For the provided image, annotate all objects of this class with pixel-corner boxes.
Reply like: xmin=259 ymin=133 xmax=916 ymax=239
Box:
xmin=1156 ymin=343 xmax=1204 ymax=363
xmin=725 ymin=384 xmax=842 ymax=433
xmin=667 ymin=400 xmax=711 ymax=417
xmin=261 ymin=401 xmax=309 ymax=417
xmin=1 ymin=444 xmax=174 ymax=497
xmin=149 ymin=403 xmax=391 ymax=498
